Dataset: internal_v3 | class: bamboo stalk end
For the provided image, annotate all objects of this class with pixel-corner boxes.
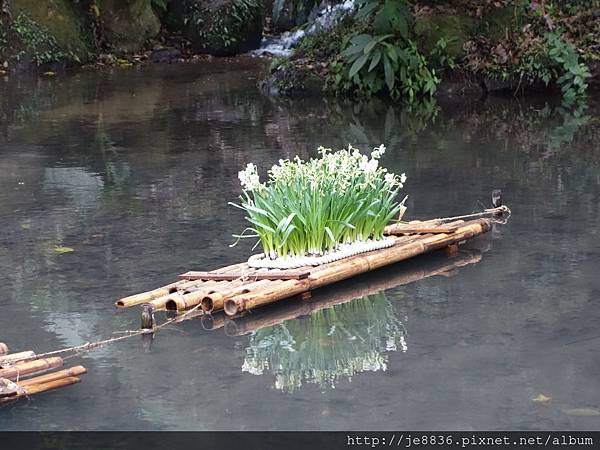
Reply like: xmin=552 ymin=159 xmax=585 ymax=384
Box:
xmin=224 ymin=299 xmax=242 ymax=316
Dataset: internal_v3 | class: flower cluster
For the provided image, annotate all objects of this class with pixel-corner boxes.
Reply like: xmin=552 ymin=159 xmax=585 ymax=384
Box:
xmin=237 ymin=163 xmax=262 ymax=192
xmin=231 ymin=144 xmax=408 ymax=259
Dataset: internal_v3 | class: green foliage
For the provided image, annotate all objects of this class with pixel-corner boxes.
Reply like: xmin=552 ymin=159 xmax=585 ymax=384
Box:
xmin=189 ymin=0 xmax=262 ymax=49
xmin=330 ymin=0 xmax=438 ymax=101
xmin=547 ymin=31 xmax=590 ymax=104
xmin=429 ymin=37 xmax=457 ymax=72
xmin=11 ymin=14 xmax=76 ymax=66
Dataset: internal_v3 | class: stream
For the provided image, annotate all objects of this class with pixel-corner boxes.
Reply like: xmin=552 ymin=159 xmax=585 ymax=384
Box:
xmin=0 ymin=59 xmax=599 ymax=430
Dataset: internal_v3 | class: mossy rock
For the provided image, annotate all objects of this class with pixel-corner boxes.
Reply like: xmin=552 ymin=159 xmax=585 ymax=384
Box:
xmin=166 ymin=0 xmax=264 ymax=56
xmin=100 ymin=0 xmax=161 ymax=53
xmin=8 ymin=0 xmax=92 ymax=64
xmin=478 ymin=3 xmax=528 ymax=42
xmin=414 ymin=14 xmax=476 ymax=58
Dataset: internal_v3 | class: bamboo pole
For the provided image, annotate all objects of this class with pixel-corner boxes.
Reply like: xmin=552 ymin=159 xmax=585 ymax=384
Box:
xmin=0 ymin=377 xmax=81 ymax=404
xmin=0 ymin=343 xmax=8 ymax=355
xmin=0 ymin=357 xmax=63 ymax=381
xmin=223 ymin=219 xmax=491 ymax=316
xmin=152 ymin=277 xmax=252 ymax=311
xmin=21 ymin=376 xmax=80 ymax=395
xmin=18 ymin=366 xmax=87 ymax=387
xmin=0 ymin=351 xmax=37 ymax=367
xmin=115 ymin=262 xmax=249 ymax=308
xmin=146 ymin=263 xmax=252 ymax=310
xmin=200 ymin=279 xmax=273 ymax=313
xmin=149 ymin=280 xmax=225 ymax=311
xmin=224 ymin=249 xmax=484 ymax=335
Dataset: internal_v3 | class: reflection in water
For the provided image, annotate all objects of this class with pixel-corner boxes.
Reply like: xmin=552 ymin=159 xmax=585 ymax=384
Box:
xmin=242 ymin=292 xmax=407 ymax=392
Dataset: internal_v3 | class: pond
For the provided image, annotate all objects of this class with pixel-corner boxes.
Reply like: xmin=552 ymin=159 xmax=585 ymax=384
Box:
xmin=0 ymin=59 xmax=599 ymax=430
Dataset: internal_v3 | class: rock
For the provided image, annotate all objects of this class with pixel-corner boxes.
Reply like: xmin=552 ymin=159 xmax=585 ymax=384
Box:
xmin=272 ymin=0 xmax=314 ymax=31
xmin=165 ymin=0 xmax=263 ymax=56
xmin=100 ymin=0 xmax=161 ymax=53
xmin=150 ymin=46 xmax=182 ymax=63
xmin=260 ymin=62 xmax=324 ymax=96
xmin=8 ymin=0 xmax=92 ymax=65
xmin=414 ymin=14 xmax=475 ymax=58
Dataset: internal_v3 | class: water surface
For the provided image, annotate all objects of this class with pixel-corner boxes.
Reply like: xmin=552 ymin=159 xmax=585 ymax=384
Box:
xmin=0 ymin=60 xmax=599 ymax=430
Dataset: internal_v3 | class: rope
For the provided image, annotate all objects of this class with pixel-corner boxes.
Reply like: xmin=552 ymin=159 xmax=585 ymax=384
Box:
xmin=35 ymin=303 xmax=206 ymax=360
xmin=428 ymin=205 xmax=511 ymax=223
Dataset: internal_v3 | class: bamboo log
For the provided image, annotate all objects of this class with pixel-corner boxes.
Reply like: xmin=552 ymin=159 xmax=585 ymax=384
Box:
xmin=0 ymin=357 xmax=63 ymax=381
xmin=115 ymin=279 xmax=188 ymax=308
xmin=115 ymin=262 xmax=248 ymax=308
xmin=146 ymin=263 xmax=251 ymax=310
xmin=0 ymin=343 xmax=8 ymax=355
xmin=153 ymin=277 xmax=252 ymax=311
xmin=149 ymin=280 xmax=223 ymax=311
xmin=0 ymin=376 xmax=81 ymax=403
xmin=200 ymin=279 xmax=273 ymax=313
xmin=18 ymin=366 xmax=87 ymax=387
xmin=23 ymin=376 xmax=80 ymax=395
xmin=224 ymin=219 xmax=491 ymax=316
xmin=0 ymin=351 xmax=37 ymax=367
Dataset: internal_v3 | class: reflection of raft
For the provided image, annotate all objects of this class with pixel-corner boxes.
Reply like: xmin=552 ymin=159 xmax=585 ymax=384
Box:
xmin=221 ymin=247 xmax=485 ymax=337
xmin=0 ymin=344 xmax=87 ymax=405
xmin=116 ymin=208 xmax=507 ymax=321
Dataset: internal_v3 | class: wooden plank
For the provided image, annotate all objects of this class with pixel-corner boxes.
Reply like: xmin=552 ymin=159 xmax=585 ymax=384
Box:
xmin=178 ymin=270 xmax=311 ymax=281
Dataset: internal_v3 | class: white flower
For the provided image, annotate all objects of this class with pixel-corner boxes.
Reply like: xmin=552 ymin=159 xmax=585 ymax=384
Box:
xmin=371 ymin=144 xmax=386 ymax=159
xmin=400 ymin=173 xmax=407 ymax=184
xmin=384 ymin=173 xmax=395 ymax=185
xmin=238 ymin=163 xmax=261 ymax=191
xmin=360 ymin=157 xmax=378 ymax=174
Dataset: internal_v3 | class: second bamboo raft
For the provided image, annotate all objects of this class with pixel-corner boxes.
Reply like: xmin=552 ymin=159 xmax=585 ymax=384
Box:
xmin=0 ymin=343 xmax=87 ymax=404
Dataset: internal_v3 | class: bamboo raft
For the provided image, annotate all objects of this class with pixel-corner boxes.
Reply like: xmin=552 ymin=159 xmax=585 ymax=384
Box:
xmin=0 ymin=343 xmax=87 ymax=404
xmin=116 ymin=208 xmax=508 ymax=324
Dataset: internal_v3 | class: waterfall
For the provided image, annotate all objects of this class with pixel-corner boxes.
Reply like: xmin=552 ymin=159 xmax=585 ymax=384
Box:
xmin=253 ymin=0 xmax=355 ymax=57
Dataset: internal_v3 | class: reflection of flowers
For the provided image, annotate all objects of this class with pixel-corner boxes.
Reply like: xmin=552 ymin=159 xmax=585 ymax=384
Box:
xmin=242 ymin=292 xmax=407 ymax=392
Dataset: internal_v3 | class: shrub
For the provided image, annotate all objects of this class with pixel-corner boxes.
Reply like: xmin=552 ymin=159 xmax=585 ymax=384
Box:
xmin=328 ymin=0 xmax=438 ymax=101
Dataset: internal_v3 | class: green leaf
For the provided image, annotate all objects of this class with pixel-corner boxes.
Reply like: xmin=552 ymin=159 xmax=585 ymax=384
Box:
xmin=364 ymin=37 xmax=379 ymax=54
xmin=368 ymin=49 xmax=382 ymax=71
xmin=356 ymin=1 xmax=378 ymax=19
xmin=383 ymin=54 xmax=395 ymax=91
xmin=53 ymin=245 xmax=74 ymax=254
xmin=349 ymin=53 xmax=369 ymax=78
